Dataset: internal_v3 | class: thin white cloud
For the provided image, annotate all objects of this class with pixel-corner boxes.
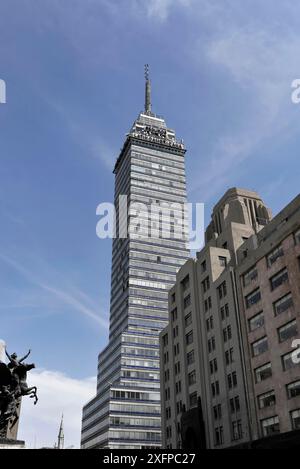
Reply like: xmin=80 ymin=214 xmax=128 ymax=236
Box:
xmin=18 ymin=369 xmax=96 ymax=449
xmin=189 ymin=12 xmax=300 ymax=199
xmin=140 ymin=0 xmax=193 ymax=21
xmin=0 ymin=253 xmax=108 ymax=328
xmin=44 ymin=97 xmax=115 ymax=172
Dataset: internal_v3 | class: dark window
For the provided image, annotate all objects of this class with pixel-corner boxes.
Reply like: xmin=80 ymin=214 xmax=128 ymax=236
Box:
xmin=249 ymin=311 xmax=264 ymax=332
xmin=183 ymin=294 xmax=191 ymax=309
xmin=273 ymin=293 xmax=293 ymax=316
xmin=181 ymin=275 xmax=190 ymax=292
xmin=186 ymin=331 xmax=193 ymax=345
xmin=252 ymin=336 xmax=268 ymax=357
xmin=287 ymin=380 xmax=300 ymax=399
xmin=213 ymin=404 xmax=222 ymax=420
xmin=171 ymin=307 xmax=177 ymax=322
xmin=202 ymin=276 xmax=210 ymax=293
xmin=282 ymin=351 xmax=298 ymax=371
xmin=255 ymin=363 xmax=272 ymax=383
xmin=232 ymin=420 xmax=243 ymax=441
xmin=267 ymin=246 xmax=284 ymax=267
xmin=218 ymin=281 xmax=227 ymax=299
xmin=291 ymin=409 xmax=300 ymax=430
xmin=243 ymin=267 xmax=258 ymax=287
xmin=185 ymin=312 xmax=192 ymax=327
xmin=162 ymin=333 xmax=168 ymax=347
xmin=278 ymin=320 xmax=298 ymax=343
xmin=261 ymin=416 xmax=280 ymax=437
xmin=187 ymin=350 xmax=195 ymax=365
xmin=294 ymin=229 xmax=300 ymax=245
xmin=245 ymin=288 xmax=261 ymax=308
xmin=215 ymin=426 xmax=224 ymax=446
xmin=188 ymin=370 xmax=196 ymax=386
xmin=258 ymin=390 xmax=276 ymax=409
xmin=189 ymin=392 xmax=197 ymax=408
xmin=270 ymin=268 xmax=288 ymax=291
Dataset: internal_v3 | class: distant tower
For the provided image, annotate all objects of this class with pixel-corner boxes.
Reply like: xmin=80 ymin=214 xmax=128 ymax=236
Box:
xmin=57 ymin=414 xmax=64 ymax=449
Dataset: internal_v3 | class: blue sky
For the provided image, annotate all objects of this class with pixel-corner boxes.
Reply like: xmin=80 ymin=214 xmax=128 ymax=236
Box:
xmin=0 ymin=0 xmax=300 ymax=447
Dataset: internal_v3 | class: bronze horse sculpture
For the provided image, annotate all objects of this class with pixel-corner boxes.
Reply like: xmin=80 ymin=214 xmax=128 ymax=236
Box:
xmin=0 ymin=348 xmax=38 ymax=438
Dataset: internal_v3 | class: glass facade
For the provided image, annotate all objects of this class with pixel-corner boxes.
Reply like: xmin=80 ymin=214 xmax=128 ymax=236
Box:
xmin=81 ymin=108 xmax=189 ymax=448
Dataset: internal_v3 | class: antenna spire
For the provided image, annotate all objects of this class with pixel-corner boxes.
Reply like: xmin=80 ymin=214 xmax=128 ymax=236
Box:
xmin=57 ymin=413 xmax=64 ymax=449
xmin=144 ymin=64 xmax=152 ymax=114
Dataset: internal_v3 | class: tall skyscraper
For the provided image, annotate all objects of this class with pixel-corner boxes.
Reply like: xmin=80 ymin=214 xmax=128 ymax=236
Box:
xmin=81 ymin=68 xmax=189 ymax=449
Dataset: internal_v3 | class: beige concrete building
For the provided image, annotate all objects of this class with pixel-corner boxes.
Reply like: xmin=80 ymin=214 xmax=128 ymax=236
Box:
xmin=236 ymin=193 xmax=300 ymax=440
xmin=160 ymin=188 xmax=273 ymax=448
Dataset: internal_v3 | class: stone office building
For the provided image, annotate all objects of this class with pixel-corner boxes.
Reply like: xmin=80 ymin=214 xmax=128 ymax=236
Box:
xmin=236 ymin=193 xmax=300 ymax=440
xmin=160 ymin=188 xmax=300 ymax=449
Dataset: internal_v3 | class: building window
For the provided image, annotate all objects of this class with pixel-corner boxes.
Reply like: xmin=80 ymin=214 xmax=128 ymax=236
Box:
xmin=267 ymin=245 xmax=284 ymax=267
xmin=201 ymin=260 xmax=207 ymax=273
xmin=278 ymin=319 xmax=298 ymax=343
xmin=186 ymin=331 xmax=193 ymax=345
xmin=225 ymin=348 xmax=234 ymax=365
xmin=171 ymin=307 xmax=177 ymax=322
xmin=218 ymin=281 xmax=227 ymax=299
xmin=270 ymin=268 xmax=289 ymax=291
xmin=206 ymin=316 xmax=213 ymax=331
xmin=248 ymin=311 xmax=264 ymax=332
xmin=205 ymin=296 xmax=212 ymax=312
xmin=230 ymin=396 xmax=240 ymax=413
xmin=220 ymin=303 xmax=229 ymax=320
xmin=282 ymin=351 xmax=299 ymax=371
xmin=261 ymin=416 xmax=280 ymax=437
xmin=185 ymin=312 xmax=192 ymax=327
xmin=255 ymin=363 xmax=272 ymax=383
xmin=243 ymin=266 xmax=258 ymax=287
xmin=174 ymin=362 xmax=181 ymax=375
xmin=286 ymin=380 xmax=300 ymax=399
xmin=227 ymin=372 xmax=237 ymax=389
xmin=171 ymin=292 xmax=176 ymax=303
xmin=294 ymin=229 xmax=300 ymax=245
xmin=258 ymin=390 xmax=276 ymax=409
xmin=245 ymin=288 xmax=261 ymax=308
xmin=210 ymin=358 xmax=218 ymax=374
xmin=252 ymin=336 xmax=268 ymax=357
xmin=211 ymin=381 xmax=220 ymax=397
xmin=208 ymin=336 xmax=216 ymax=353
xmin=162 ymin=333 xmax=168 ymax=347
xmin=232 ymin=420 xmax=243 ymax=441
xmin=187 ymin=350 xmax=195 ymax=365
xmin=188 ymin=370 xmax=196 ymax=386
xmin=273 ymin=292 xmax=293 ymax=316
xmin=223 ymin=325 xmax=232 ymax=343
xmin=181 ymin=275 xmax=190 ymax=292
xmin=202 ymin=276 xmax=210 ymax=293
xmin=189 ymin=392 xmax=197 ymax=408
xmin=213 ymin=404 xmax=222 ymax=420
xmin=215 ymin=427 xmax=224 ymax=446
xmin=183 ymin=294 xmax=191 ymax=309
xmin=291 ymin=409 xmax=300 ymax=430
xmin=219 ymin=256 xmax=227 ymax=267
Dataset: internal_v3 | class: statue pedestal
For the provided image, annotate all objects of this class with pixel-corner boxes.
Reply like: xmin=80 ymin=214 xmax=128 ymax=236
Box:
xmin=0 ymin=437 xmax=25 ymax=449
